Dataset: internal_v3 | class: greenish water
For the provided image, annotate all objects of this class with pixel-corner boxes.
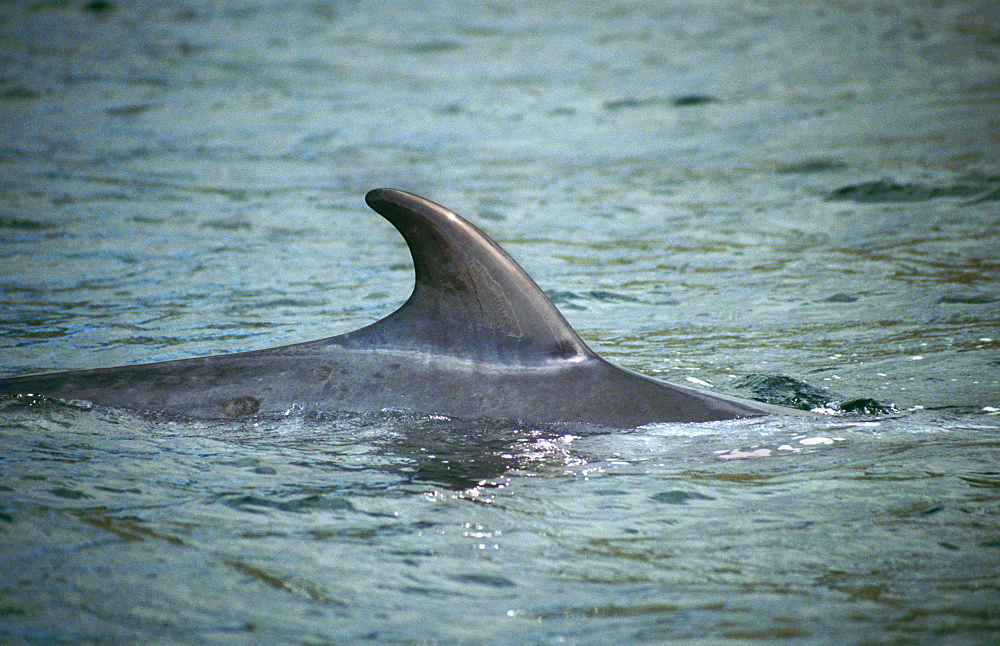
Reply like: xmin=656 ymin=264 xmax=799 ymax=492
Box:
xmin=1 ymin=1 xmax=998 ymax=643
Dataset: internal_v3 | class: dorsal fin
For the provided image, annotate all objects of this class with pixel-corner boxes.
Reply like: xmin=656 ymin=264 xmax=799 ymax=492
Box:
xmin=339 ymin=188 xmax=594 ymax=364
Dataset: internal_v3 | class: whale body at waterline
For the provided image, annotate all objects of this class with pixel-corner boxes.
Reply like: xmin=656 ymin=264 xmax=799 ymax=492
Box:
xmin=0 ymin=188 xmax=799 ymax=428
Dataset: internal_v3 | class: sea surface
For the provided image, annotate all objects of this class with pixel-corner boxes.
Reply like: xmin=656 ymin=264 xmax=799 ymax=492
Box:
xmin=1 ymin=1 xmax=998 ymax=643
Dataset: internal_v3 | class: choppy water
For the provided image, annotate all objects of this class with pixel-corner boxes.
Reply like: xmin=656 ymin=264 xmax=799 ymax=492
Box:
xmin=1 ymin=0 xmax=998 ymax=643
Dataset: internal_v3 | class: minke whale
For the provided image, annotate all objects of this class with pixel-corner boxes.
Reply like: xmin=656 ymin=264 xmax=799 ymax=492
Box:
xmin=0 ymin=188 xmax=797 ymax=428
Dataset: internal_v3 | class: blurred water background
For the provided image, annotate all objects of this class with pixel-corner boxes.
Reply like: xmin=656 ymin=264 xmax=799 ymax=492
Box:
xmin=1 ymin=0 xmax=998 ymax=643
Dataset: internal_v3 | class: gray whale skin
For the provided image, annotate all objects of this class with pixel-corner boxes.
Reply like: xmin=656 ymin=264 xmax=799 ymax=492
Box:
xmin=0 ymin=188 xmax=797 ymax=428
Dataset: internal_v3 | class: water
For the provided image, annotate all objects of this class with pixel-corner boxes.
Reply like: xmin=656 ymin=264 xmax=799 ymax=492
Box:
xmin=1 ymin=0 xmax=998 ymax=643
